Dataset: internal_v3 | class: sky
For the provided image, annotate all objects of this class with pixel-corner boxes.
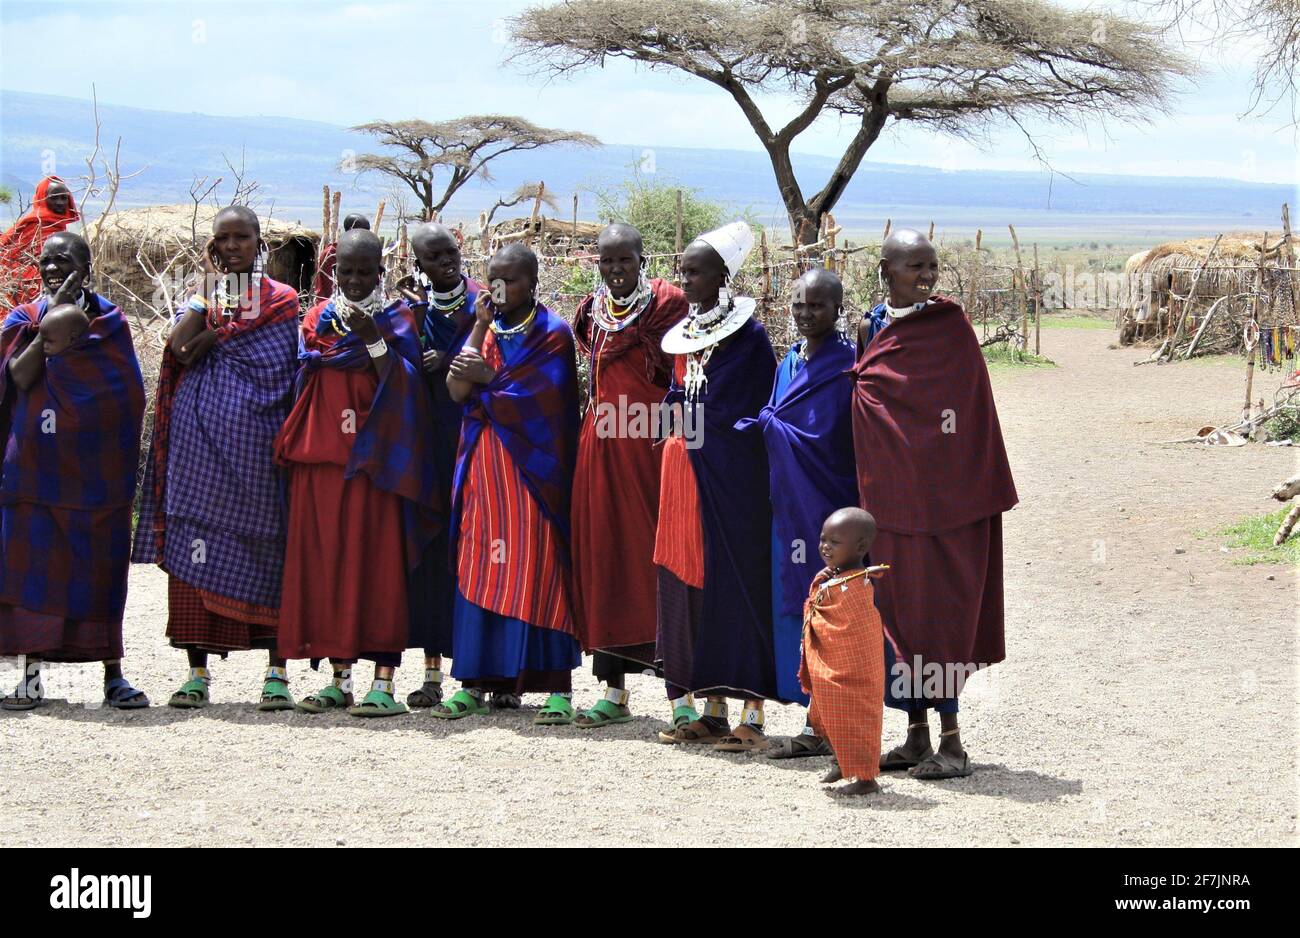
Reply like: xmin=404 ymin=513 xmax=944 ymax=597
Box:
xmin=0 ymin=0 xmax=1296 ymax=185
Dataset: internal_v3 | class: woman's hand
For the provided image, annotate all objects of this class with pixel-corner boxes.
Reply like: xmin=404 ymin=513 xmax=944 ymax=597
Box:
xmin=396 ymin=275 xmax=427 ymax=307
xmin=422 ymin=348 xmax=445 ymax=374
xmin=448 ymin=348 xmax=495 ymax=385
xmin=176 ymin=328 xmax=219 ymax=365
xmin=473 ymin=291 xmax=494 ymax=326
xmin=51 ymin=271 xmax=85 ymax=307
xmin=342 ymin=307 xmax=382 ymax=345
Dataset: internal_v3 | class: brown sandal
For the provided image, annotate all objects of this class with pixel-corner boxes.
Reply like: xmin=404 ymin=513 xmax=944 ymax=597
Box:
xmin=713 ymin=724 xmax=770 ymax=753
xmin=663 ymin=717 xmax=729 ymax=745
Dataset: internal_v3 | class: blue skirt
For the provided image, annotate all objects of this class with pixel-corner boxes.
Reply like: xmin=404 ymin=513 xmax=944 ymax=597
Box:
xmin=450 ymin=591 xmax=580 ymax=694
xmin=771 ymin=527 xmax=810 ymax=706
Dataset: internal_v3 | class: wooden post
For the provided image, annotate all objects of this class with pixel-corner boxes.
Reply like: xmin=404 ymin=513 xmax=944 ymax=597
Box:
xmin=572 ymin=192 xmax=579 ymax=254
xmin=1162 ymin=233 xmax=1223 ymax=360
xmin=927 ymin=220 xmax=935 ymax=242
xmin=674 ymin=189 xmax=684 ymax=266
xmin=759 ymin=228 xmax=772 ymax=320
xmin=525 ymin=181 xmax=546 ymax=249
xmin=330 ymin=191 xmax=342 ymax=244
xmin=1009 ymin=224 xmax=1026 ymax=347
xmin=1244 ymin=235 xmax=1269 ymax=424
xmin=826 ymin=213 xmax=838 ymax=272
xmin=970 ymin=229 xmax=983 ymax=336
xmin=881 ymin=219 xmax=891 ymax=243
xmin=479 ymin=211 xmax=490 ymax=258
xmin=1281 ymin=203 xmax=1300 ymax=316
xmin=321 ymin=185 xmax=331 ymax=242
xmin=372 ymin=200 xmax=385 ymax=240
xmin=1033 ymin=243 xmax=1041 ymax=355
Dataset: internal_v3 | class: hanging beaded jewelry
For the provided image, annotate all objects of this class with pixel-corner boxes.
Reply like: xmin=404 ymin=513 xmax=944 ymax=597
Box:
xmin=683 ymin=345 xmax=714 ymax=401
xmin=326 ymin=286 xmax=385 ymax=335
xmin=214 ymin=251 xmax=264 ymax=319
xmin=419 ymin=270 xmax=468 ymax=312
xmin=489 ymin=302 xmax=538 ymax=337
xmin=592 ymin=270 xmax=652 ymax=333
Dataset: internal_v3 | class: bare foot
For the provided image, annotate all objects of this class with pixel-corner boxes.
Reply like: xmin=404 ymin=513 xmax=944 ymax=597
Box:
xmin=833 ymin=778 xmax=881 ymax=797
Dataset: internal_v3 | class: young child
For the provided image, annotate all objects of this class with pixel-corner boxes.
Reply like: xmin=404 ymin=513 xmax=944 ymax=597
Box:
xmin=799 ymin=507 xmax=888 ymax=796
xmin=274 ymin=229 xmax=439 ymax=717
xmin=37 ymin=303 xmax=90 ymax=356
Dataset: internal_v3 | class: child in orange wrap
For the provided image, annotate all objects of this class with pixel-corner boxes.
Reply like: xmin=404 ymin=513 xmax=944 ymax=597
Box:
xmin=800 ymin=507 xmax=888 ymax=796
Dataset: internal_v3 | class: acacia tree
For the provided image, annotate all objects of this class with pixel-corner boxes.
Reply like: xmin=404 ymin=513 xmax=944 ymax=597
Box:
xmin=347 ymin=115 xmax=599 ymax=220
xmin=511 ymin=0 xmax=1193 ymax=244
xmin=1142 ymin=0 xmax=1298 ymax=118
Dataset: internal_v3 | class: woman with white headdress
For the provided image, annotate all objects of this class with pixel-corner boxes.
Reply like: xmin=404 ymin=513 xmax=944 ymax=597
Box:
xmin=653 ymin=221 xmax=780 ymax=752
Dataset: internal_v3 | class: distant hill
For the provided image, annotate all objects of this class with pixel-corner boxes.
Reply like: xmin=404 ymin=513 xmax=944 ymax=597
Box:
xmin=1 ymin=90 xmax=1294 ymax=242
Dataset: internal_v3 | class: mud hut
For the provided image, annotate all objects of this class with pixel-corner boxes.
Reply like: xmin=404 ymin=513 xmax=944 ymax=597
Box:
xmin=1118 ymin=233 xmax=1297 ymax=348
xmin=87 ymin=204 xmax=320 ymax=321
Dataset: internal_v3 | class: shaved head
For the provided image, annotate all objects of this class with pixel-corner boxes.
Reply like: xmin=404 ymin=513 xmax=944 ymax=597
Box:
xmin=410 ymin=222 xmax=457 ymax=252
xmin=41 ymin=231 xmax=91 ymax=268
xmin=342 ymin=213 xmax=370 ymax=232
xmin=881 ymin=228 xmax=931 ymax=262
xmin=494 ymin=242 xmax=539 ymax=281
xmin=597 ymin=223 xmax=643 ymax=257
xmin=337 ymin=228 xmax=382 ymax=261
xmin=796 ymin=267 xmax=843 ymax=305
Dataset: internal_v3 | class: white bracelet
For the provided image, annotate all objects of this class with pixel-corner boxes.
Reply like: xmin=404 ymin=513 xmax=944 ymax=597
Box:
xmin=366 ymin=338 xmax=387 ymax=359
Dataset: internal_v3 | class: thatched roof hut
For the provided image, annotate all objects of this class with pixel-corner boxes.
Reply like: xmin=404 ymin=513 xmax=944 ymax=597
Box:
xmin=1134 ymin=233 xmax=1287 ymax=297
xmin=88 ymin=205 xmax=320 ymax=318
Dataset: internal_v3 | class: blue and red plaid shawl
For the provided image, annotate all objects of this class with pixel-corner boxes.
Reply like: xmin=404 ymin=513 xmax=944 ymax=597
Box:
xmin=285 ymin=299 xmax=442 ymax=569
xmin=132 ymin=278 xmax=300 ymax=608
xmin=0 ymin=294 xmax=145 ymax=620
xmin=449 ymin=303 xmax=579 ymax=562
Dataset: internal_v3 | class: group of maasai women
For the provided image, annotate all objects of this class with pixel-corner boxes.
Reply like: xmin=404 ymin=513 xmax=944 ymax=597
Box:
xmin=0 ymin=192 xmax=1016 ymax=795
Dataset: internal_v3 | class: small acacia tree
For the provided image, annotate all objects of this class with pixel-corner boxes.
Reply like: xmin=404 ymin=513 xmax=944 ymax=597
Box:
xmin=511 ymin=0 xmax=1193 ymax=244
xmin=347 ymin=115 xmax=599 ymax=220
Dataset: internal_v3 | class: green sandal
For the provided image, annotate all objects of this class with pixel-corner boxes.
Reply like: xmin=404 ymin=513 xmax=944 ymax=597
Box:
xmin=348 ymin=681 xmax=409 ymax=719
xmin=656 ymin=702 xmax=700 ymax=743
xmin=168 ymin=670 xmax=210 ymax=710
xmin=256 ymin=668 xmax=295 ymax=712
xmin=429 ymin=689 xmax=489 ymax=720
xmin=534 ymin=693 xmax=575 ymax=726
xmin=296 ymin=683 xmax=353 ymax=713
xmin=574 ymin=697 xmax=633 ymax=729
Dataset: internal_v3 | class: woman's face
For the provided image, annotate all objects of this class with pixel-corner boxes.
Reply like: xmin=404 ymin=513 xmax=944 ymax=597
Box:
xmin=598 ymin=236 xmax=642 ymax=297
xmin=39 ymin=237 xmax=89 ymax=297
xmin=414 ymin=233 xmax=462 ymax=292
xmin=791 ymin=279 xmax=839 ymax=341
xmin=334 ymin=249 xmax=382 ymax=303
xmin=680 ymin=243 xmax=726 ymax=308
xmin=44 ymin=180 xmax=71 ymax=216
xmin=211 ymin=215 xmax=261 ymax=274
xmin=881 ymin=243 xmax=938 ymax=306
xmin=486 ymin=256 xmax=535 ymax=317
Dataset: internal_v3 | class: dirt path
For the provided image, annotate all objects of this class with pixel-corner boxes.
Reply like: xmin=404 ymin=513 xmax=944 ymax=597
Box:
xmin=2 ymin=326 xmax=1294 ymax=847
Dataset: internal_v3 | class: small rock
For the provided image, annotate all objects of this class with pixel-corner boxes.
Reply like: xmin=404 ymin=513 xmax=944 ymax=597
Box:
xmin=1266 ymin=574 xmax=1275 ymax=581
xmin=1010 ymin=836 xmax=1020 ymax=844
xmin=335 ymin=838 xmax=345 ymax=846
xmin=1173 ymin=547 xmax=1186 ymax=554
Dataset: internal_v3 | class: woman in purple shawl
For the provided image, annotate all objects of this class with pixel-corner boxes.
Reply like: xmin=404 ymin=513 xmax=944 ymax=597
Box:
xmin=736 ymin=268 xmax=858 ymax=758
xmin=0 ymin=233 xmax=148 ymax=709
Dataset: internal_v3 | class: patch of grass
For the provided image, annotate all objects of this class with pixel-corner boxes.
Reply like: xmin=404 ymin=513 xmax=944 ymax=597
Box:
xmin=1038 ymin=313 xmax=1113 ymax=330
xmin=1263 ymin=410 xmax=1300 ymax=443
xmin=981 ymin=341 xmax=1055 ymax=368
xmin=1214 ymin=508 xmax=1300 ymax=566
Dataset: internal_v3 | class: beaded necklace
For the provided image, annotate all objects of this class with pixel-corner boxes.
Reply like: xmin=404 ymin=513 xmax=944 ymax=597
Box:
xmin=490 ymin=302 xmax=537 ymax=337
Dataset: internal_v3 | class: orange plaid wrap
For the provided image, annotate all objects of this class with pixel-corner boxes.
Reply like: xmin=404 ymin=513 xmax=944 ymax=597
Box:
xmin=799 ymin=568 xmax=886 ymax=782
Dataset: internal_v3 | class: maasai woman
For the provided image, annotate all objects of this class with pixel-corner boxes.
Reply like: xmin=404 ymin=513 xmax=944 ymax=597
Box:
xmin=0 ymin=233 xmax=148 ymax=709
xmin=736 ymin=267 xmax=858 ymax=759
xmin=570 ymin=223 xmax=689 ymax=729
xmin=133 ymin=206 xmax=301 ymax=711
xmin=275 ymin=229 xmax=439 ymax=717
xmin=655 ymin=222 xmax=779 ymax=751
xmin=0 ymin=177 xmax=79 ymax=310
xmin=312 ymin=213 xmax=369 ymax=301
xmin=433 ymin=243 xmax=581 ymax=725
xmin=852 ymin=228 xmax=1018 ymax=780
xmin=394 ymin=222 xmax=480 ymax=710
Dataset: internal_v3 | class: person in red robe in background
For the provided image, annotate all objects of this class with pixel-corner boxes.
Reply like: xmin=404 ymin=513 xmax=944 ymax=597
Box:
xmin=570 ymin=223 xmax=688 ymax=728
xmin=851 ymin=228 xmax=1018 ymax=780
xmin=312 ymin=213 xmax=370 ymax=300
xmin=0 ymin=177 xmax=79 ymax=310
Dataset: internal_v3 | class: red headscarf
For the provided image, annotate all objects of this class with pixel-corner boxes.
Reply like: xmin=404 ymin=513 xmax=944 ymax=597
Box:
xmin=0 ymin=176 xmax=80 ymax=310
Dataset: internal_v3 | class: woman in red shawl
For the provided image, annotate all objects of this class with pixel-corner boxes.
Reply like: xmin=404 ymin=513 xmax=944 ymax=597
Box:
xmin=0 ymin=177 xmax=79 ymax=310
xmin=852 ymin=229 xmax=1017 ymax=781
xmin=570 ymin=224 xmax=688 ymax=728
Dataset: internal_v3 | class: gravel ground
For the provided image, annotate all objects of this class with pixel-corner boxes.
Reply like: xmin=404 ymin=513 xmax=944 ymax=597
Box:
xmin=1 ymin=325 xmax=1295 ymax=847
